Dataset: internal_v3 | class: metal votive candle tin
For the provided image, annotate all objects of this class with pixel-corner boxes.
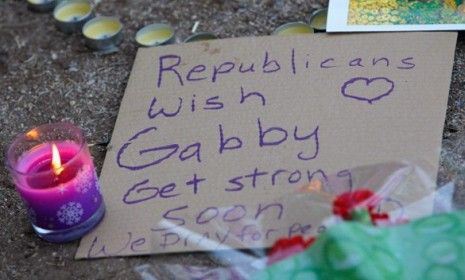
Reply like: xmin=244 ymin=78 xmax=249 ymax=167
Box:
xmin=82 ymin=16 xmax=123 ymax=50
xmin=309 ymin=8 xmax=328 ymax=32
xmin=135 ymin=23 xmax=175 ymax=47
xmin=272 ymin=22 xmax=314 ymax=35
xmin=53 ymin=0 xmax=94 ymax=33
xmin=27 ymin=0 xmax=57 ymax=12
xmin=184 ymin=32 xmax=217 ymax=43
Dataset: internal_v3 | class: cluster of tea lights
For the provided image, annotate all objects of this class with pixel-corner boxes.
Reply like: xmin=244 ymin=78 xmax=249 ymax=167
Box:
xmin=27 ymin=0 xmax=327 ymax=51
xmin=26 ymin=0 xmax=220 ymax=50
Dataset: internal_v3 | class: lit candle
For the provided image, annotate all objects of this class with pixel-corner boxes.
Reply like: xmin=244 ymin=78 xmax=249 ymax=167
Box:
xmin=6 ymin=123 xmax=105 ymax=242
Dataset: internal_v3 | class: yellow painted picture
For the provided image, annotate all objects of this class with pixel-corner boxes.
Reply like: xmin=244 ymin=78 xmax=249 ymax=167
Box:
xmin=348 ymin=0 xmax=465 ymax=25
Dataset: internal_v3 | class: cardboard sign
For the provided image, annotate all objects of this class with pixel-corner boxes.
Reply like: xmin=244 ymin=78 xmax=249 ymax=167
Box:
xmin=76 ymin=32 xmax=457 ymax=258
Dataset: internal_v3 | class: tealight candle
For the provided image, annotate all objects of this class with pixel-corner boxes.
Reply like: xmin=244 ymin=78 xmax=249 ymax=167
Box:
xmin=27 ymin=0 xmax=57 ymax=12
xmin=309 ymin=8 xmax=328 ymax=32
xmin=82 ymin=16 xmax=123 ymax=50
xmin=135 ymin=23 xmax=175 ymax=47
xmin=6 ymin=123 xmax=105 ymax=242
xmin=184 ymin=32 xmax=217 ymax=43
xmin=53 ymin=0 xmax=94 ymax=33
xmin=272 ymin=22 xmax=314 ymax=35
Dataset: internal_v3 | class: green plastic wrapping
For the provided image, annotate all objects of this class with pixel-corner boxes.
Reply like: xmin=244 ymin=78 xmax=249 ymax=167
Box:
xmin=254 ymin=211 xmax=465 ymax=280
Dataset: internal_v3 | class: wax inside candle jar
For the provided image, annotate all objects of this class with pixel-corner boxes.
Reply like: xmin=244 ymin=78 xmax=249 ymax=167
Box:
xmin=54 ymin=3 xmax=91 ymax=22
xmin=310 ymin=11 xmax=327 ymax=30
xmin=83 ymin=19 xmax=121 ymax=39
xmin=276 ymin=25 xmax=314 ymax=35
xmin=137 ymin=28 xmax=173 ymax=46
xmin=17 ymin=142 xmax=82 ymax=189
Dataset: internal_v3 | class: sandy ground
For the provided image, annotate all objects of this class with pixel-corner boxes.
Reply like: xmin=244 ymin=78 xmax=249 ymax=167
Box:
xmin=1 ymin=0 xmax=465 ymax=279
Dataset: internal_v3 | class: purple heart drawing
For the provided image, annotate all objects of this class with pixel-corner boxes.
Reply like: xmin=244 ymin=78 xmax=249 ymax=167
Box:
xmin=341 ymin=77 xmax=395 ymax=104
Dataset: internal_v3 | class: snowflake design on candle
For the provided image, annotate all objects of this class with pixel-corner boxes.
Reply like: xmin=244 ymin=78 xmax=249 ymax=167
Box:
xmin=75 ymin=166 xmax=94 ymax=194
xmin=57 ymin=201 xmax=84 ymax=226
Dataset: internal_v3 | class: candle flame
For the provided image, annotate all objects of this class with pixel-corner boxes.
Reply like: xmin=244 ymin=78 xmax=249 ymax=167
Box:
xmin=51 ymin=143 xmax=64 ymax=176
xmin=26 ymin=128 xmax=40 ymax=140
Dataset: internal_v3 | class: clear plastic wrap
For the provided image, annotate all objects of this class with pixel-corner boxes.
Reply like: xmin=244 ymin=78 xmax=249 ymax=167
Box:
xmin=133 ymin=161 xmax=459 ymax=280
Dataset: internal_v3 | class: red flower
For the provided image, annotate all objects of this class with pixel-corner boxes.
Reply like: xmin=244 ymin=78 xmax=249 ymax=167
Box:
xmin=333 ymin=188 xmax=389 ymax=224
xmin=267 ymin=236 xmax=315 ymax=265
xmin=333 ymin=189 xmax=378 ymax=219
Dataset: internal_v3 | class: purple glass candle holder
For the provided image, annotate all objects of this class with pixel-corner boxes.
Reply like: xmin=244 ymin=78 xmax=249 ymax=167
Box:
xmin=6 ymin=123 xmax=105 ymax=242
